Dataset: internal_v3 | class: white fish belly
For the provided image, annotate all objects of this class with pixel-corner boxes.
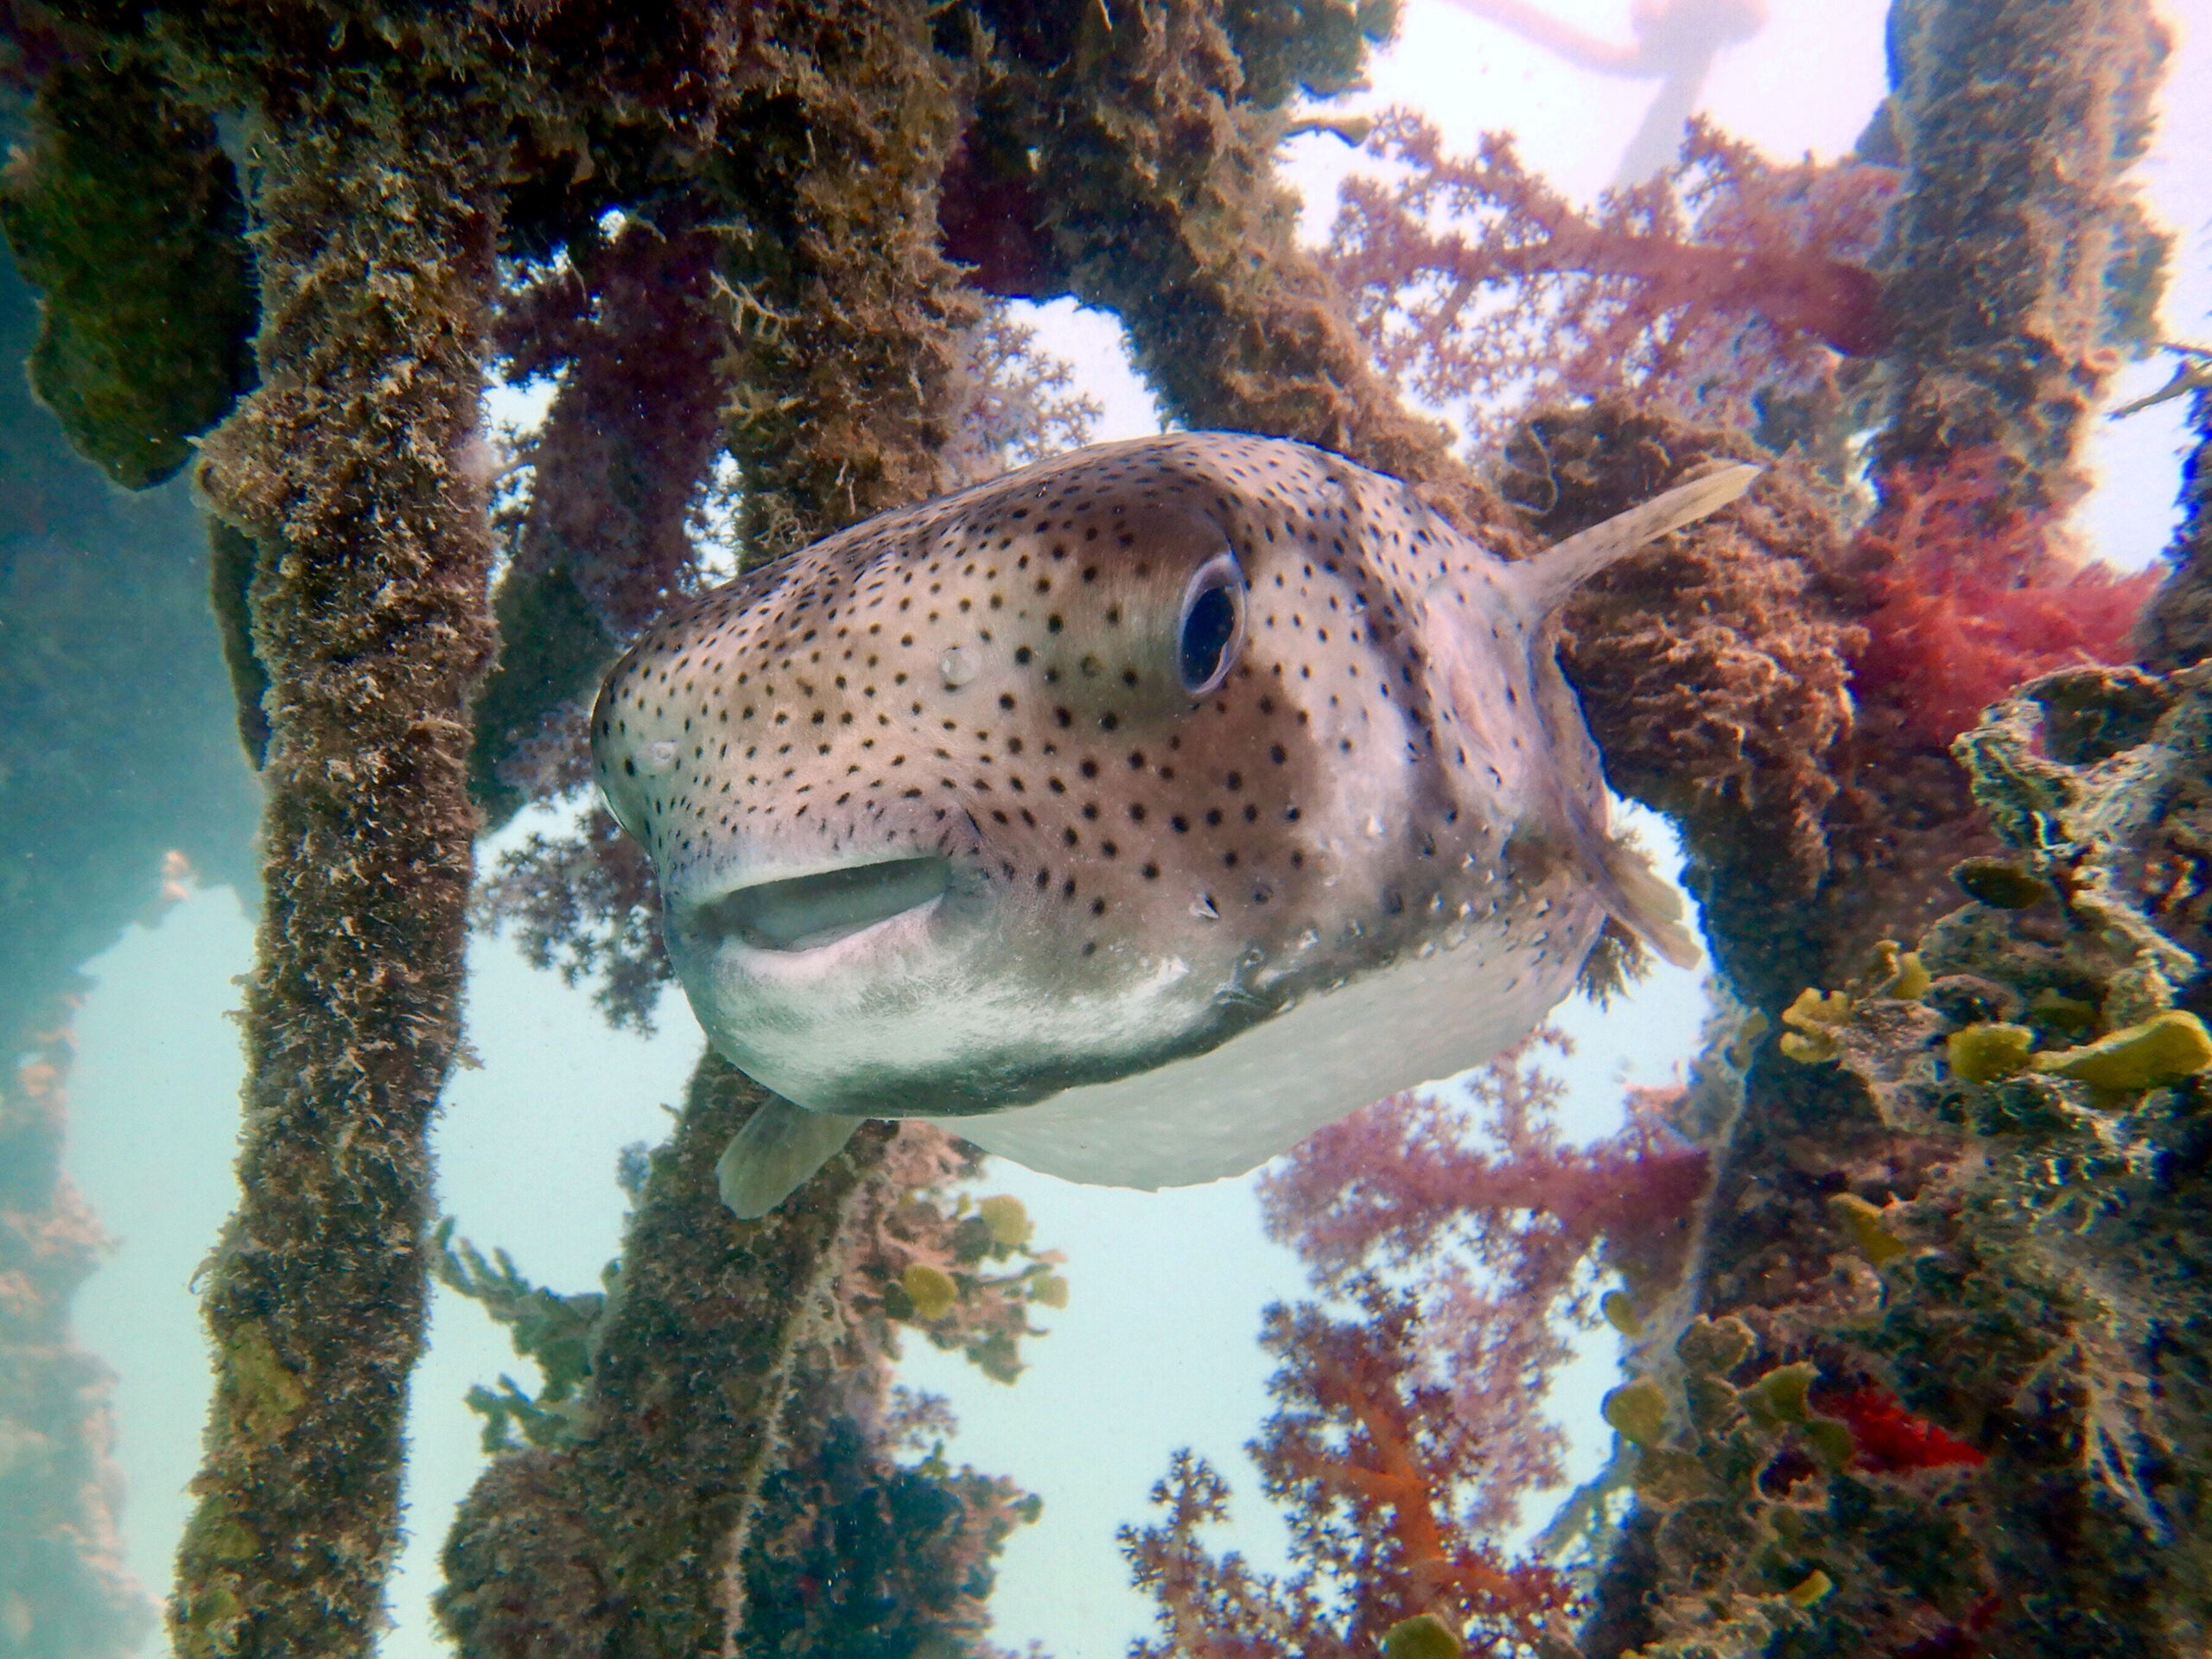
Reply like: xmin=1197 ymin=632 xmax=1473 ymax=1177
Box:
xmin=928 ymin=910 xmax=1594 ymax=1189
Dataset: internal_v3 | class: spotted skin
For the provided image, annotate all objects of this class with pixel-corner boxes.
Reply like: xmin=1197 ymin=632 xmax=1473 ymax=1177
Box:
xmin=594 ymin=434 xmax=1725 ymax=1196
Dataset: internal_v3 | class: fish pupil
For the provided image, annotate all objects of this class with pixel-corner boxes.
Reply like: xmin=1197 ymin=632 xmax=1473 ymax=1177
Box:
xmin=1178 ymin=553 xmax=1246 ymax=695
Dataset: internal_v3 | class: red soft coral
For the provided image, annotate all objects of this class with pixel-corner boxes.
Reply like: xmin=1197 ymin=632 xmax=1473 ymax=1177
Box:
xmin=1818 ymin=1386 xmax=1987 ymax=1475
xmin=1321 ymin=110 xmax=1893 ymax=448
xmin=1848 ymin=453 xmax=2159 ymax=751
xmin=1126 ymin=1037 xmax=1711 ymax=1659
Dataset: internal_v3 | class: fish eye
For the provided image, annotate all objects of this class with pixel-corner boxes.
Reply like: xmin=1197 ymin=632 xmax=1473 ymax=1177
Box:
xmin=1177 ymin=551 xmax=1246 ymax=696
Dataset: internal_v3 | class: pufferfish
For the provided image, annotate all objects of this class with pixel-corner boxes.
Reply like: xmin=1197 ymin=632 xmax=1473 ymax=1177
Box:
xmin=592 ymin=434 xmax=1752 ymax=1216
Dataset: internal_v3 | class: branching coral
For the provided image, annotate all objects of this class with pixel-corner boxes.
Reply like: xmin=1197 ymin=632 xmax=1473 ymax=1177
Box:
xmin=1262 ymin=1041 xmax=1707 ymax=1331
xmin=8 ymin=0 xmax=2197 ymax=1656
xmin=471 ymin=209 xmax=733 ymax=822
xmin=1127 ymin=1290 xmax=1580 ymax=1659
xmin=0 ymin=993 xmax=156 ymax=1659
xmin=1845 ymin=451 xmax=2159 ymax=753
xmin=940 ymin=303 xmax=1105 ymax=488
xmin=1324 ymin=111 xmax=1893 ymax=454
xmin=1127 ymin=1037 xmax=1708 ymax=1658
xmin=476 ymin=803 xmax=674 ymax=1032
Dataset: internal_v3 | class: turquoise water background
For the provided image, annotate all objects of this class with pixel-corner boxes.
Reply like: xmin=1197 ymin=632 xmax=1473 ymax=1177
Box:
xmin=50 ymin=2 xmax=2212 ymax=1654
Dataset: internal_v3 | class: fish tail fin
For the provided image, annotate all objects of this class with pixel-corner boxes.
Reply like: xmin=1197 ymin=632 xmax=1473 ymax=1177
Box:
xmin=1585 ymin=830 xmax=1701 ymax=969
xmin=716 ymin=1097 xmax=867 ymax=1217
xmin=1516 ymin=463 xmax=1760 ymax=618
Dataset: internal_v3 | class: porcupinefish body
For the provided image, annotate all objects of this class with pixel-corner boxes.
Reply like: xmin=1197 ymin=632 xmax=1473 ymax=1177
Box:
xmin=593 ymin=435 xmax=1751 ymax=1215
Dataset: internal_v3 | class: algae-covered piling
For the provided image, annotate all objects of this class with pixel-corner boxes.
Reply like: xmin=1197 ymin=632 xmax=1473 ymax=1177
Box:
xmin=6 ymin=0 xmax=2210 ymax=1655
xmin=168 ymin=67 xmax=505 ymax=1659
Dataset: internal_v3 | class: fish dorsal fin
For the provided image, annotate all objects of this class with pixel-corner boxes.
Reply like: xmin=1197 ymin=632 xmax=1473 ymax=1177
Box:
xmin=1421 ymin=467 xmax=1737 ymax=974
xmin=1516 ymin=463 xmax=1759 ymax=619
xmin=716 ymin=1098 xmax=867 ymax=1217
xmin=1499 ymin=465 xmax=1745 ymax=969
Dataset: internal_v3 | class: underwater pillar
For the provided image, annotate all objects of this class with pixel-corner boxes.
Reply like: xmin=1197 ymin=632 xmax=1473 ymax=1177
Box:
xmin=441 ymin=3 xmax=992 ymax=1649
xmin=439 ymin=1058 xmax=902 ymax=1658
xmin=166 ymin=68 xmax=505 ymax=1659
xmin=1027 ymin=0 xmax=1503 ymax=535
xmin=2138 ymin=390 xmax=2212 ymax=671
xmin=1875 ymin=0 xmax=2169 ymax=508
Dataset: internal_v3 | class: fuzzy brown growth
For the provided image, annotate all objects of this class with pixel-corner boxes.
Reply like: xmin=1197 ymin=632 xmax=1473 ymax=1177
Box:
xmin=1025 ymin=0 xmax=1510 ymax=540
xmin=716 ymin=1 xmax=981 ymax=564
xmin=439 ymin=1054 xmax=899 ymax=1657
xmin=166 ymin=73 xmax=505 ymax=1659
xmin=1608 ymin=670 xmax=2212 ymax=1657
xmin=1513 ymin=401 xmax=1860 ymax=1007
xmin=0 ymin=50 xmax=257 ymax=491
xmin=435 ymin=1057 xmax=1045 ymax=1659
xmin=471 ymin=211 xmax=733 ymax=824
xmin=1872 ymin=0 xmax=2170 ymax=512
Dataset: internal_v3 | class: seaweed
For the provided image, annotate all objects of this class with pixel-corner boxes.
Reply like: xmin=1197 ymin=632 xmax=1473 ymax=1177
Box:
xmin=3 ymin=0 xmax=2206 ymax=1654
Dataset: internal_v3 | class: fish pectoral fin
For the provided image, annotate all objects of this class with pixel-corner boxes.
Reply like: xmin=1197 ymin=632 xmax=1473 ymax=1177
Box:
xmin=1585 ymin=830 xmax=1701 ymax=971
xmin=715 ymin=1099 xmax=868 ymax=1218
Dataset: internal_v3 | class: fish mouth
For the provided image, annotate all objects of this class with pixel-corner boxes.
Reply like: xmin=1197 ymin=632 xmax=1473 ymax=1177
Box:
xmin=683 ymin=855 xmax=952 ymax=953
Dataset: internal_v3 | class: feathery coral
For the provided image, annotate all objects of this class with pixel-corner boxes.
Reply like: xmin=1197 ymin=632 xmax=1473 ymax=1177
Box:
xmin=1323 ymin=111 xmax=1892 ymax=452
xmin=1128 ymin=1036 xmax=1708 ymax=1657
xmin=1847 ymin=453 xmax=2159 ymax=752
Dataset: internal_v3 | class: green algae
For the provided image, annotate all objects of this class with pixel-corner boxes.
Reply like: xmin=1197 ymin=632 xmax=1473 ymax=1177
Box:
xmin=0 ymin=55 xmax=255 ymax=491
xmin=1603 ymin=1378 xmax=1672 ymax=1448
xmin=1951 ymin=856 xmax=2052 ymax=910
xmin=2032 ymin=1008 xmax=2212 ymax=1090
xmin=1738 ymin=1361 xmax=1817 ymax=1428
xmin=1945 ymin=1020 xmax=2037 ymax=1084
xmin=1380 ymin=1611 xmax=1462 ymax=1659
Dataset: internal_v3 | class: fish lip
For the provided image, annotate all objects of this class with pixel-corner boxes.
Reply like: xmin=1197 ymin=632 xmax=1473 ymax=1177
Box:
xmin=677 ymin=854 xmax=953 ymax=955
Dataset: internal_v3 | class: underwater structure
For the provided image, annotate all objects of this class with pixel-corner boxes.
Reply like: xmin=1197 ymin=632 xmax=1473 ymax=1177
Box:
xmin=0 ymin=0 xmax=2206 ymax=1656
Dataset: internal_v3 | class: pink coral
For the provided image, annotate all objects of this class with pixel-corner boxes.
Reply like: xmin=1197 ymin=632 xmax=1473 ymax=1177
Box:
xmin=475 ymin=804 xmax=672 ymax=1031
xmin=1261 ymin=1040 xmax=1705 ymax=1526
xmin=498 ymin=210 xmax=731 ymax=638
xmin=1126 ymin=1036 xmax=1708 ymax=1657
xmin=834 ymin=1122 xmax=1068 ymax=1388
xmin=1322 ymin=110 xmax=1893 ymax=448
xmin=1123 ymin=1291 xmax=1580 ymax=1659
xmin=1847 ymin=453 xmax=2160 ymax=751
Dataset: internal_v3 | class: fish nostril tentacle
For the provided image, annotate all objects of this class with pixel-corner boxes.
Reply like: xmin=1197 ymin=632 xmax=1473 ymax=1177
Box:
xmin=683 ymin=855 xmax=951 ymax=953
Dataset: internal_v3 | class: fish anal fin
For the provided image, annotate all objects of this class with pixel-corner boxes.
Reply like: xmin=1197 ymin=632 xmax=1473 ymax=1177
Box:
xmin=716 ymin=1098 xmax=868 ymax=1218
